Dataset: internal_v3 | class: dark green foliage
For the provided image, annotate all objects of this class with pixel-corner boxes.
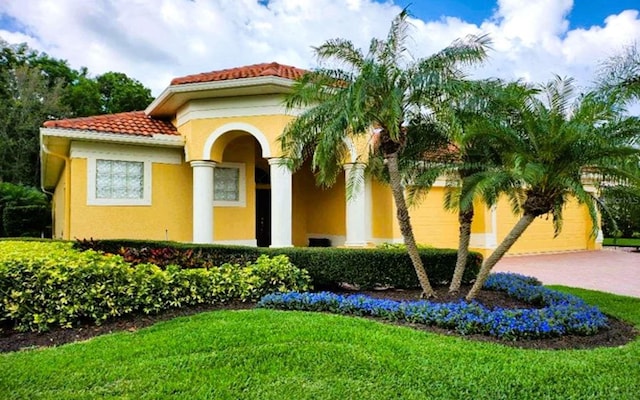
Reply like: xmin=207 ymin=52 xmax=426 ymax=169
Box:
xmin=0 ymin=182 xmax=48 ymax=236
xmin=95 ymin=72 xmax=153 ymax=114
xmin=74 ymin=239 xmax=482 ymax=289
xmin=263 ymin=247 xmax=481 ymax=289
xmin=2 ymin=205 xmax=50 ymax=237
xmin=600 ymin=185 xmax=640 ymax=238
xmin=0 ymin=38 xmax=154 ymax=186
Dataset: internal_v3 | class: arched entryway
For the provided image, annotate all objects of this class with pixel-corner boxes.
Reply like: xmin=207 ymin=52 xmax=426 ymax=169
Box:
xmin=193 ymin=122 xmax=293 ymax=247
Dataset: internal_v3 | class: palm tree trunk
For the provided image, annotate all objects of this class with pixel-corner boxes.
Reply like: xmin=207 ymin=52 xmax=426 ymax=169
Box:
xmin=449 ymin=206 xmax=474 ymax=294
xmin=465 ymin=213 xmax=536 ymax=300
xmin=386 ymin=152 xmax=436 ymax=298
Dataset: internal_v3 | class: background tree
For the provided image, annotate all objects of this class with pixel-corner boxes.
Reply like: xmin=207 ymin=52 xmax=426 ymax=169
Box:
xmin=465 ymin=76 xmax=640 ymax=300
xmin=279 ymin=10 xmax=490 ymax=297
xmin=0 ymin=65 xmax=68 ymax=185
xmin=95 ymin=72 xmax=153 ymax=115
xmin=0 ymin=38 xmax=155 ymax=187
xmin=594 ymin=44 xmax=640 ymax=238
xmin=0 ymin=182 xmax=49 ymax=237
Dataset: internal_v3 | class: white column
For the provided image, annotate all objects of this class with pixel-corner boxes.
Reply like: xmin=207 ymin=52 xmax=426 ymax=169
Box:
xmin=344 ymin=163 xmax=368 ymax=247
xmin=191 ymin=160 xmax=215 ymax=244
xmin=269 ymin=158 xmax=293 ymax=247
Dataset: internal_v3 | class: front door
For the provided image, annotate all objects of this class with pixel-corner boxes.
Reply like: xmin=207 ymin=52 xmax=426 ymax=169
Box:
xmin=256 ymin=189 xmax=271 ymax=247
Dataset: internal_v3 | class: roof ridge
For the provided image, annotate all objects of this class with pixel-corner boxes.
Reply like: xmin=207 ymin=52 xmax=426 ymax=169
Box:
xmin=170 ymin=62 xmax=307 ymax=86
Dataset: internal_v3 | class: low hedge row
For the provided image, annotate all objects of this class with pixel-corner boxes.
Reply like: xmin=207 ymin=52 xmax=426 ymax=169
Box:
xmin=258 ymin=273 xmax=609 ymax=340
xmin=0 ymin=241 xmax=310 ymax=332
xmin=2 ymin=205 xmax=50 ymax=238
xmin=74 ymin=239 xmax=483 ymax=289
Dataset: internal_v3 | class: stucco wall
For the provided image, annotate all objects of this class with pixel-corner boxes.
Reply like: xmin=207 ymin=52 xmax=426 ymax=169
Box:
xmin=68 ymin=153 xmax=193 ymax=242
xmin=495 ymin=197 xmax=596 ymax=254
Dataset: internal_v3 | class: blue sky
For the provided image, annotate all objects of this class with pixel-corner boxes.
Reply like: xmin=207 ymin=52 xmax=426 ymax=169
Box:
xmin=385 ymin=0 xmax=639 ymax=29
xmin=0 ymin=0 xmax=638 ymax=98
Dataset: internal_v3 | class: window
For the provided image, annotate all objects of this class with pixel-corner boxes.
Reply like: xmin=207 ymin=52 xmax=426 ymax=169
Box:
xmin=214 ymin=167 xmax=239 ymax=201
xmin=96 ymin=160 xmax=144 ymax=200
xmin=214 ymin=163 xmax=246 ymax=207
xmin=86 ymin=157 xmax=152 ymax=206
xmin=72 ymin=142 xmax=182 ymax=207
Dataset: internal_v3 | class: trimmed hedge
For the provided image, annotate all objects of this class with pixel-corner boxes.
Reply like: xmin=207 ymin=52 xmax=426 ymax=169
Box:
xmin=0 ymin=241 xmax=310 ymax=332
xmin=74 ymin=238 xmax=482 ymax=290
xmin=2 ymin=205 xmax=50 ymax=238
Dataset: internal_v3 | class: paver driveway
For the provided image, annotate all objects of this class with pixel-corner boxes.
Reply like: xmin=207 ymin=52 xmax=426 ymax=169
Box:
xmin=493 ymin=248 xmax=640 ymax=298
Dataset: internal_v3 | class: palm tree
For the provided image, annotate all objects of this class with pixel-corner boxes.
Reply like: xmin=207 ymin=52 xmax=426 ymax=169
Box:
xmin=465 ymin=75 xmax=640 ymax=300
xmin=443 ymin=80 xmax=531 ymax=294
xmin=279 ymin=10 xmax=491 ymax=297
xmin=403 ymin=79 xmax=529 ymax=294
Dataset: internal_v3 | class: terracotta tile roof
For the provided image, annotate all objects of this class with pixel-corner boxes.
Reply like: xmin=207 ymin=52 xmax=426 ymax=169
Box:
xmin=423 ymin=143 xmax=461 ymax=163
xmin=42 ymin=111 xmax=178 ymax=137
xmin=171 ymin=62 xmax=307 ymax=85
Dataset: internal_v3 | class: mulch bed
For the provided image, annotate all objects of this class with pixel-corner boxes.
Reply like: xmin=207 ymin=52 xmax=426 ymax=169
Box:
xmin=1 ymin=286 xmax=636 ymax=353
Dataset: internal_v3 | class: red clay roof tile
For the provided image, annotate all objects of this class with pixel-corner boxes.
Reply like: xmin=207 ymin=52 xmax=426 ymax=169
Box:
xmin=42 ymin=111 xmax=178 ymax=136
xmin=171 ymin=62 xmax=307 ymax=85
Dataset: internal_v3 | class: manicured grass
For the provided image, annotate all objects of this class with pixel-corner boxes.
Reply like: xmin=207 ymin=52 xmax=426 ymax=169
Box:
xmin=1 ymin=288 xmax=638 ymax=399
xmin=603 ymin=237 xmax=640 ymax=247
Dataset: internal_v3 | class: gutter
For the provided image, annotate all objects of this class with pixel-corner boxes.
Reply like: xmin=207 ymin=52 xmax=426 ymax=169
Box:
xmin=41 ymin=142 xmax=71 ymax=240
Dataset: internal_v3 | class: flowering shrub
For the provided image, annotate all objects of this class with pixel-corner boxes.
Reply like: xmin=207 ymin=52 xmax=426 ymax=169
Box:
xmin=0 ymin=241 xmax=310 ymax=332
xmin=257 ymin=273 xmax=609 ymax=340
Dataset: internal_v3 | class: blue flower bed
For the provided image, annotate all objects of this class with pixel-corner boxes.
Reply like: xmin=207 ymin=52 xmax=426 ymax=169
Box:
xmin=257 ymin=273 xmax=609 ymax=340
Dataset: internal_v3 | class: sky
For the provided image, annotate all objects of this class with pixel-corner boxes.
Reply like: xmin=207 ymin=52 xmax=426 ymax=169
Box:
xmin=0 ymin=0 xmax=639 ymax=102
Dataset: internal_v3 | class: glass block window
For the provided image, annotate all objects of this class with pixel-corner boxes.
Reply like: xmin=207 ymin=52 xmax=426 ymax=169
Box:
xmin=214 ymin=167 xmax=240 ymax=201
xmin=95 ymin=159 xmax=144 ymax=199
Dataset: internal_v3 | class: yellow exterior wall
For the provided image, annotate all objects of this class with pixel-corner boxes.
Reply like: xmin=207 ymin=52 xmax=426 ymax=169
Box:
xmin=370 ymin=180 xmax=394 ymax=241
xmin=406 ymin=186 xmax=460 ymax=249
xmin=213 ymin=135 xmax=256 ymax=241
xmin=69 ymin=158 xmax=193 ymax=242
xmin=292 ymin=165 xmax=312 ymax=246
xmin=52 ymin=167 xmax=66 ymax=239
xmin=308 ymin=174 xmax=346 ymax=237
xmin=180 ymin=115 xmax=295 ymax=162
xmin=496 ymin=197 xmax=594 ymax=254
xmin=291 ymin=161 xmax=346 ymax=246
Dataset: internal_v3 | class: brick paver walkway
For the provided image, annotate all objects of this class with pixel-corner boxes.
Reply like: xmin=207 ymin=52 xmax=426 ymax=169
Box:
xmin=493 ymin=248 xmax=640 ymax=298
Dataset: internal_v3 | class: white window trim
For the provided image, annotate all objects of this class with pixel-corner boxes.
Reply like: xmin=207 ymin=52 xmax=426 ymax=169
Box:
xmin=72 ymin=142 xmax=182 ymax=207
xmin=214 ymin=162 xmax=246 ymax=207
xmin=87 ymin=156 xmax=152 ymax=206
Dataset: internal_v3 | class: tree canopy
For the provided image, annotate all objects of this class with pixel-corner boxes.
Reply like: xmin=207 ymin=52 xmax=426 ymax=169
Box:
xmin=0 ymin=38 xmax=154 ymax=187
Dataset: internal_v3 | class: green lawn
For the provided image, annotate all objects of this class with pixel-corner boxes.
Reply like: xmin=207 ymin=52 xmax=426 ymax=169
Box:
xmin=1 ymin=287 xmax=638 ymax=400
xmin=603 ymin=237 xmax=640 ymax=247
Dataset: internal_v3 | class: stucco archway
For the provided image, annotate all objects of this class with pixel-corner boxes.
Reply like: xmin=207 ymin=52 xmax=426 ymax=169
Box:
xmin=202 ymin=122 xmax=272 ymax=160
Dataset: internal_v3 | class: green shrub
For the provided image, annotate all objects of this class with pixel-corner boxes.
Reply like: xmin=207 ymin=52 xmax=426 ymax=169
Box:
xmin=0 ymin=241 xmax=310 ymax=332
xmin=3 ymin=205 xmax=51 ymax=237
xmin=0 ymin=183 xmax=49 ymax=237
xmin=74 ymin=238 xmax=262 ymax=268
xmin=74 ymin=239 xmax=482 ymax=290
xmin=262 ymin=247 xmax=480 ymax=289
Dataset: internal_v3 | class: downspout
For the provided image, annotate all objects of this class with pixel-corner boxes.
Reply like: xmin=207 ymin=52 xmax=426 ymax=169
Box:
xmin=41 ymin=142 xmax=71 ymax=240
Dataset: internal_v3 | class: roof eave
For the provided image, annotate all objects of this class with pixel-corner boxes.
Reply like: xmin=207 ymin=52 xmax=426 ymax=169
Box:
xmin=40 ymin=127 xmax=184 ymax=147
xmin=146 ymin=76 xmax=296 ymax=118
xmin=40 ymin=128 xmax=184 ymax=190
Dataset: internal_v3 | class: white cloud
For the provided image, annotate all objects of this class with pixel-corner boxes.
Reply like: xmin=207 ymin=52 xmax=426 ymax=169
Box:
xmin=0 ymin=0 xmax=638 ymax=102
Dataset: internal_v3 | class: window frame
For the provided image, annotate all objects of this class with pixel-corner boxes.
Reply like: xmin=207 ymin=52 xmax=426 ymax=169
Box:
xmin=87 ymin=155 xmax=152 ymax=206
xmin=214 ymin=162 xmax=246 ymax=207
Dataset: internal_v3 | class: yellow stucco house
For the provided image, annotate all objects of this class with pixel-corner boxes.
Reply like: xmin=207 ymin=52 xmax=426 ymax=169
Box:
xmin=40 ymin=62 xmax=603 ymax=256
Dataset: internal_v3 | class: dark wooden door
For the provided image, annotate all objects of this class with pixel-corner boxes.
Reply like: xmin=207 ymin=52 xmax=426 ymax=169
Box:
xmin=256 ymin=189 xmax=271 ymax=247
